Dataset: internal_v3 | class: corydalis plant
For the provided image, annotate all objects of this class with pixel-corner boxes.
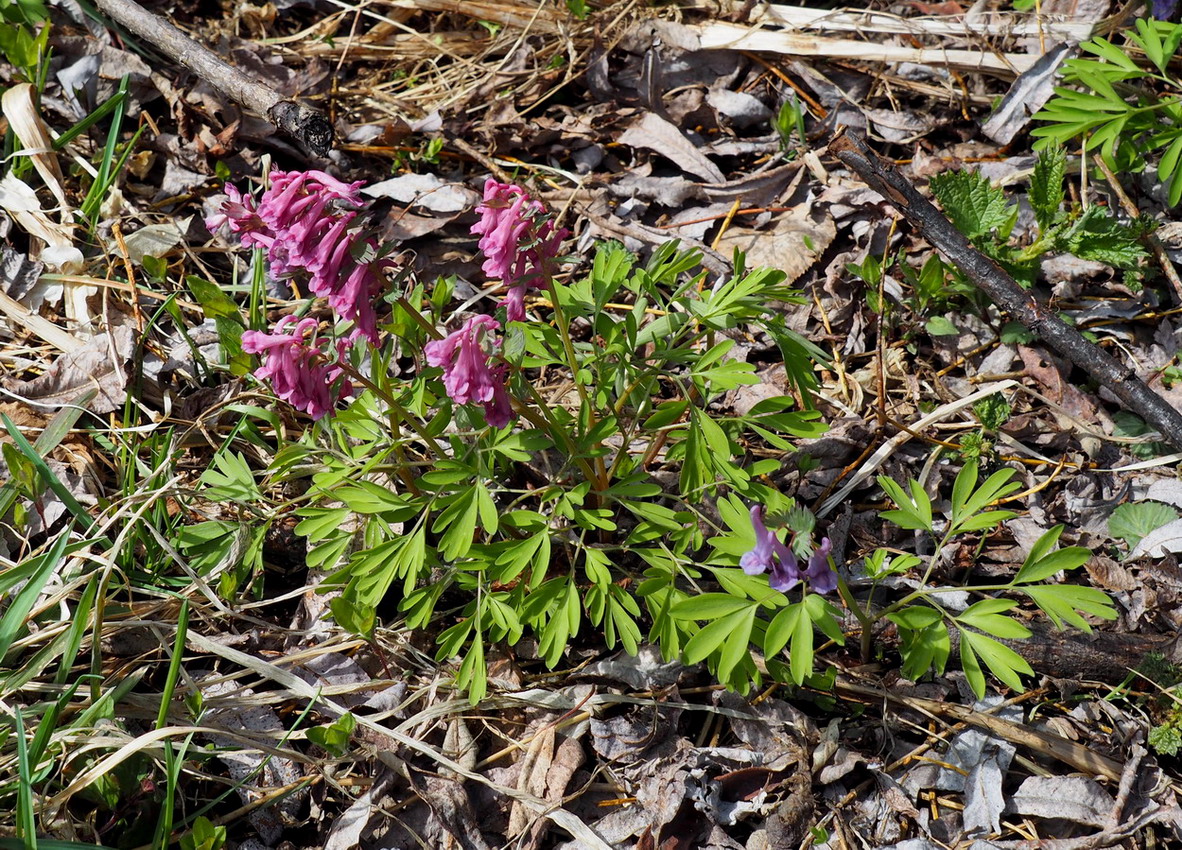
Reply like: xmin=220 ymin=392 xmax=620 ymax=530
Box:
xmin=241 ymin=316 xmax=353 ymax=421
xmin=742 ymin=505 xmax=836 ymax=594
xmin=208 ymin=170 xmax=533 ymax=426
xmin=424 ymin=315 xmax=513 ymax=429
xmin=204 ymin=167 xmax=835 ymax=703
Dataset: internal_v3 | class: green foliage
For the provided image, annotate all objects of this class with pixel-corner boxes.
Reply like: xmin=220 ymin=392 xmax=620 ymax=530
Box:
xmin=929 ymin=170 xmax=1018 ymax=242
xmin=869 ymin=460 xmax=1115 ymax=699
xmin=930 ymin=146 xmax=1146 ymax=289
xmin=1033 ymin=18 xmax=1182 ymax=205
xmin=0 ymin=0 xmax=48 ymax=85
xmin=307 ymin=713 xmax=356 ymax=757
xmin=1108 ymin=500 xmax=1180 ymax=549
xmin=774 ymin=95 xmax=807 ymax=155
xmin=180 ymin=817 xmax=226 ymax=850
xmin=208 ymin=240 xmax=831 ymax=702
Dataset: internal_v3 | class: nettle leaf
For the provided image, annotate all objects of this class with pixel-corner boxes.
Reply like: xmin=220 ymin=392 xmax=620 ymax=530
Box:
xmin=1109 ymin=500 xmax=1179 ymax=549
xmin=1030 ymin=143 xmax=1066 ymax=231
xmin=1059 ymin=206 xmax=1146 ymax=270
xmin=930 ymin=170 xmax=1015 ymax=242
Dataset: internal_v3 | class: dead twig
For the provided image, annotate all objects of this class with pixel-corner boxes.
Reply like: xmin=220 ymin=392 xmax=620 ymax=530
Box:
xmin=93 ymin=0 xmax=333 ymax=156
xmin=829 ymin=129 xmax=1182 ymax=455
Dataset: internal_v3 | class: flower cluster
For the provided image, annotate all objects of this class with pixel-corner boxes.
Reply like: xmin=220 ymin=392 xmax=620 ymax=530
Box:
xmin=424 ymin=315 xmax=513 ymax=429
xmin=209 ymin=171 xmax=565 ymax=428
xmin=207 ymin=169 xmax=391 ymax=345
xmin=471 ymin=179 xmax=568 ymax=322
xmin=241 ymin=317 xmax=353 ymax=420
xmin=740 ymin=505 xmax=837 ymax=594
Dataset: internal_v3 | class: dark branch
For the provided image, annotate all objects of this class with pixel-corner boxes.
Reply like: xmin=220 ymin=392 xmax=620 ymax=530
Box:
xmin=93 ymin=0 xmax=333 ymax=157
xmin=829 ymin=129 xmax=1182 ymax=454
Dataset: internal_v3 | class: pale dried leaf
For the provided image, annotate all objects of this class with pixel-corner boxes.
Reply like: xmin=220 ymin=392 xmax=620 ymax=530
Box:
xmin=4 ymin=320 xmax=134 ymax=413
xmin=0 ymin=173 xmax=83 ymax=273
xmin=619 ymin=112 xmax=726 ymax=183
xmin=121 ymin=217 xmax=192 ymax=263
xmin=705 ymin=88 xmax=770 ymax=128
xmin=325 ymin=772 xmax=394 ymax=850
xmin=2 ymin=84 xmax=68 ymax=211
xmin=1006 ymin=775 xmax=1114 ymax=828
xmin=508 ymin=726 xmax=556 ymax=838
xmin=363 ymin=173 xmax=480 ymax=213
xmin=981 ymin=43 xmax=1074 ymax=145
xmin=714 ymin=204 xmax=835 ymax=285
xmin=1131 ymin=518 xmax=1182 ymax=559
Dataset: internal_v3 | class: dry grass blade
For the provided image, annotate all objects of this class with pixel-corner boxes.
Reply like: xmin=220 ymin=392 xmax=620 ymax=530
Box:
xmin=688 ymin=20 xmax=1038 ymax=75
xmin=183 ymin=632 xmax=614 ymax=848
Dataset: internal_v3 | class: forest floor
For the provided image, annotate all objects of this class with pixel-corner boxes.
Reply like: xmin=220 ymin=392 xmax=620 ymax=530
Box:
xmin=4 ymin=0 xmax=1182 ymax=848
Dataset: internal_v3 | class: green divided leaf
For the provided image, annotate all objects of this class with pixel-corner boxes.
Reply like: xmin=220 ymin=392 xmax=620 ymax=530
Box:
xmin=930 ymin=170 xmax=1016 ymax=242
xmin=200 ymin=451 xmax=262 ymax=503
xmin=877 ymin=475 xmax=934 ymax=532
xmin=959 ymin=627 xmax=1033 ymax=697
xmin=1022 ymin=584 xmax=1118 ymax=631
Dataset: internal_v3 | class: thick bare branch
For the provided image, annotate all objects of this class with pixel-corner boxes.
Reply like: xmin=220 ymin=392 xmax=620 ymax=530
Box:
xmin=93 ymin=0 xmax=332 ymax=157
xmin=829 ymin=129 xmax=1182 ymax=454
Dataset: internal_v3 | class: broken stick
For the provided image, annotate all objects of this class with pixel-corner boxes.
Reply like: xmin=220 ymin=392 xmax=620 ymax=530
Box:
xmin=93 ymin=0 xmax=333 ymax=157
xmin=829 ymin=129 xmax=1182 ymax=455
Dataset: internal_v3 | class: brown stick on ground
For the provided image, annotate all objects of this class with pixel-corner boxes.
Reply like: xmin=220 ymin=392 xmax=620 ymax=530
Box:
xmin=829 ymin=129 xmax=1182 ymax=454
xmin=93 ymin=0 xmax=333 ymax=157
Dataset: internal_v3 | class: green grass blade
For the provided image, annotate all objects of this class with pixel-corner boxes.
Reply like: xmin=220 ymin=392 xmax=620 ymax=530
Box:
xmin=1 ymin=413 xmax=100 ymax=536
xmin=13 ymin=707 xmax=37 ymax=850
xmin=52 ymin=89 xmax=128 ymax=150
xmin=0 ymin=390 xmax=96 ymax=524
xmin=0 ymin=529 xmax=72 ymax=662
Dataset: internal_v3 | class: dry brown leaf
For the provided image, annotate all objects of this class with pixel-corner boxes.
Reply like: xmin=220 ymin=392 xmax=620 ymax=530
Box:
xmin=714 ymin=205 xmax=835 ymax=285
xmin=619 ymin=112 xmax=726 ymax=184
xmin=3 ymin=319 xmax=135 ymax=414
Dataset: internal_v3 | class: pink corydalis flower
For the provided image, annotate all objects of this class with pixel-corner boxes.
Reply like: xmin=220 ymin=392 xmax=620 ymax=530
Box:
xmin=241 ymin=316 xmax=353 ymax=420
xmin=204 ymin=184 xmax=264 ymax=238
xmin=471 ymin=179 xmax=568 ymax=322
xmin=424 ymin=315 xmax=514 ymax=429
xmin=208 ymin=170 xmax=388 ymax=345
xmin=740 ymin=505 xmax=837 ymax=594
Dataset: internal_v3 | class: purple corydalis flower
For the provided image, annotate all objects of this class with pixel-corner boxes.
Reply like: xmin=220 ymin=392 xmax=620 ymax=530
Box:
xmin=471 ymin=179 xmax=568 ymax=322
xmin=241 ymin=316 xmax=353 ymax=420
xmin=805 ymin=537 xmax=836 ymax=594
xmin=424 ymin=315 xmax=514 ymax=428
xmin=740 ymin=505 xmax=836 ymax=594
